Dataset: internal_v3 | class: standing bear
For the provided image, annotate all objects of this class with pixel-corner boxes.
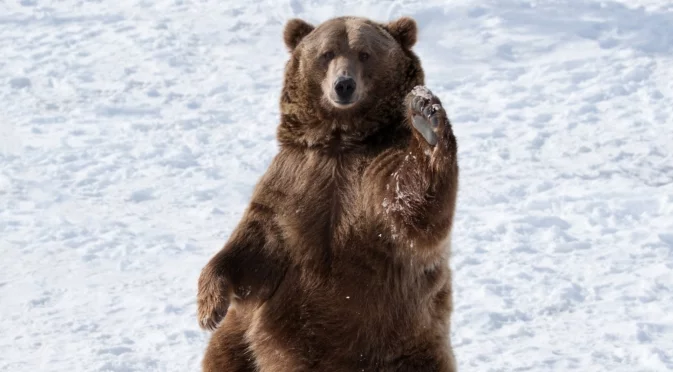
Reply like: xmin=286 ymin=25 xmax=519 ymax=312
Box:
xmin=197 ymin=15 xmax=460 ymax=372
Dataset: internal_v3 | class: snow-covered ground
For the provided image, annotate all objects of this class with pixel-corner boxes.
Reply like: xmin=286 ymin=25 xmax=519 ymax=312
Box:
xmin=2 ymin=0 xmax=672 ymax=370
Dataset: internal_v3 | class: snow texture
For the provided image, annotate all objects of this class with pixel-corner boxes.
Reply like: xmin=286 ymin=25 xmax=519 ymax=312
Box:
xmin=2 ymin=0 xmax=673 ymax=371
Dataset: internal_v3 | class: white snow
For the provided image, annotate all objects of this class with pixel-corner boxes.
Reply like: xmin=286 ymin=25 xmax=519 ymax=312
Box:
xmin=2 ymin=0 xmax=673 ymax=371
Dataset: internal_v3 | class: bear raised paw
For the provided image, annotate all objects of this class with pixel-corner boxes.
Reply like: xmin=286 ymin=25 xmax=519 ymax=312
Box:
xmin=198 ymin=15 xmax=459 ymax=372
xmin=407 ymin=85 xmax=450 ymax=146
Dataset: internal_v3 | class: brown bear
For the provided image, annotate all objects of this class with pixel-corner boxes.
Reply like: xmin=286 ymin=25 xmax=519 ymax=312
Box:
xmin=197 ymin=15 xmax=459 ymax=372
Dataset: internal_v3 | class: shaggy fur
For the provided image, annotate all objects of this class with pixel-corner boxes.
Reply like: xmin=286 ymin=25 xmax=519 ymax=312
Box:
xmin=198 ymin=16 xmax=459 ymax=372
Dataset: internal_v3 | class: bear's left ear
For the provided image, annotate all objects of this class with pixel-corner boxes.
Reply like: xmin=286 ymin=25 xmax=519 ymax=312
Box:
xmin=284 ymin=18 xmax=315 ymax=52
xmin=385 ymin=17 xmax=417 ymax=49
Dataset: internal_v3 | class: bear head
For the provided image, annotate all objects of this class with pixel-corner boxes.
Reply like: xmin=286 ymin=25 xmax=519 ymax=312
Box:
xmin=277 ymin=16 xmax=425 ymax=148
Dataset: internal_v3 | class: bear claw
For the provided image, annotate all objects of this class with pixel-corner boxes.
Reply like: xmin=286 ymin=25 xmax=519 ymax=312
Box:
xmin=407 ymin=86 xmax=445 ymax=146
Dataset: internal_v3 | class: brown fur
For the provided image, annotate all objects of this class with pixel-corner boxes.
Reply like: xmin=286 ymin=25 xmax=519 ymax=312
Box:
xmin=198 ymin=16 xmax=459 ymax=372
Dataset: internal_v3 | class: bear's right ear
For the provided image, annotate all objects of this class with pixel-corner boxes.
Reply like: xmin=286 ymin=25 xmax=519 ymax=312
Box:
xmin=284 ymin=18 xmax=315 ymax=52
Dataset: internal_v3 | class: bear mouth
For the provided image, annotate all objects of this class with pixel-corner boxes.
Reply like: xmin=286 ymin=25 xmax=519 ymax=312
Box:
xmin=327 ymin=93 xmax=360 ymax=109
xmin=333 ymin=98 xmax=356 ymax=106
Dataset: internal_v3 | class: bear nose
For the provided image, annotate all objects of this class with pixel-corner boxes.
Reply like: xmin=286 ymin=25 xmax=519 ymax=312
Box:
xmin=334 ymin=76 xmax=356 ymax=101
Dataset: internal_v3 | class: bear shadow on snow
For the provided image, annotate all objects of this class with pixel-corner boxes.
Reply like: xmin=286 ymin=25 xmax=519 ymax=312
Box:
xmin=197 ymin=15 xmax=460 ymax=372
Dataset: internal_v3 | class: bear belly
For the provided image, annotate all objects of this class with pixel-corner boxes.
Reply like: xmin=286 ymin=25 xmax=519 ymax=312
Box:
xmin=246 ymin=256 xmax=449 ymax=372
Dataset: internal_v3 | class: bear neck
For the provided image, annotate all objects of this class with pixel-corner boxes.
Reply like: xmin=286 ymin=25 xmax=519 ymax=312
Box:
xmin=276 ymin=98 xmax=409 ymax=153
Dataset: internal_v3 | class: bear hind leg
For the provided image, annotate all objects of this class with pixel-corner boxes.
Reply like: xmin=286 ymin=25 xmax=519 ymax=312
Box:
xmin=390 ymin=346 xmax=456 ymax=372
xmin=202 ymin=309 xmax=257 ymax=372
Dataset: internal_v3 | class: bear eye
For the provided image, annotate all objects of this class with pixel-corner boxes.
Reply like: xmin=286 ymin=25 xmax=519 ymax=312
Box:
xmin=359 ymin=52 xmax=370 ymax=62
xmin=322 ymin=51 xmax=335 ymax=62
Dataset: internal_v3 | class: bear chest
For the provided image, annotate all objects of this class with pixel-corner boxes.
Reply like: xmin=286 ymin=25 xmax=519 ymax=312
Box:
xmin=270 ymin=150 xmax=377 ymax=252
xmin=292 ymin=158 xmax=361 ymax=240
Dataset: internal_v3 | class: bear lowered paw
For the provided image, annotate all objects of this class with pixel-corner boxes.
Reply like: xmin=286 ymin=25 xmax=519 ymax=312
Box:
xmin=197 ymin=268 xmax=230 ymax=331
xmin=406 ymin=85 xmax=448 ymax=146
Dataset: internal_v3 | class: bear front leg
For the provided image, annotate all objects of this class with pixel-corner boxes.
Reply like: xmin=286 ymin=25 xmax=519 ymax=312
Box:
xmin=366 ymin=85 xmax=459 ymax=248
xmin=198 ymin=217 xmax=287 ymax=331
